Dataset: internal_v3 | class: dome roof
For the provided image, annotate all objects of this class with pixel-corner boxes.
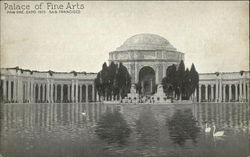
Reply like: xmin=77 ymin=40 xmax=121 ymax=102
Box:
xmin=116 ymin=34 xmax=176 ymax=51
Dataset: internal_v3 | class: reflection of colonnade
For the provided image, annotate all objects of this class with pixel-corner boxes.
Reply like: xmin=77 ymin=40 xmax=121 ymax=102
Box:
xmin=1 ymin=103 xmax=120 ymax=130
xmin=198 ymin=72 xmax=249 ymax=102
xmin=193 ymin=103 xmax=249 ymax=130
xmin=0 ymin=67 xmax=96 ymax=103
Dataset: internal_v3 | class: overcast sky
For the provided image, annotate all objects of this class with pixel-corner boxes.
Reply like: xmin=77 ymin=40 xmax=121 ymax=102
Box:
xmin=1 ymin=1 xmax=249 ymax=73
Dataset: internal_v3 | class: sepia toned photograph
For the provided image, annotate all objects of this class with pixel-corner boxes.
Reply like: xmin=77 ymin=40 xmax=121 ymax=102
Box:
xmin=0 ymin=1 xmax=249 ymax=157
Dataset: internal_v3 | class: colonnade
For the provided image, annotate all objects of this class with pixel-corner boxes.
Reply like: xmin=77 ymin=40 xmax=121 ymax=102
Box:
xmin=198 ymin=81 xmax=249 ymax=102
xmin=1 ymin=77 xmax=95 ymax=103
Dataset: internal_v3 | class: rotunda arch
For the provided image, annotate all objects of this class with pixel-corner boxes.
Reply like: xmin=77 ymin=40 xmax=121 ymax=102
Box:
xmin=139 ymin=66 xmax=156 ymax=95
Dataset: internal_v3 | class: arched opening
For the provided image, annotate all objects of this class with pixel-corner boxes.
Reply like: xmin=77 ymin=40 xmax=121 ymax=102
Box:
xmin=212 ymin=84 xmax=216 ymax=101
xmin=237 ymin=84 xmax=240 ymax=101
xmin=82 ymin=85 xmax=86 ymax=102
xmin=225 ymin=85 xmax=229 ymax=102
xmin=208 ymin=85 xmax=211 ymax=101
xmin=63 ymin=84 xmax=68 ymax=102
xmin=201 ymin=85 xmax=205 ymax=102
xmin=246 ymin=84 xmax=248 ymax=102
xmin=78 ymin=85 xmax=81 ymax=102
xmin=0 ymin=80 xmax=3 ymax=102
xmin=88 ymin=85 xmax=93 ymax=102
xmin=57 ymin=85 xmax=61 ymax=102
xmin=139 ymin=66 xmax=155 ymax=95
xmin=40 ymin=85 xmax=43 ymax=102
xmin=44 ymin=85 xmax=47 ymax=102
xmin=231 ymin=85 xmax=236 ymax=101
xmin=35 ymin=84 xmax=39 ymax=102
xmin=11 ymin=81 xmax=14 ymax=101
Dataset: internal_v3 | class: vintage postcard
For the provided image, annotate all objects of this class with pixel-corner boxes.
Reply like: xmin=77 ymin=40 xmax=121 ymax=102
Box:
xmin=0 ymin=1 xmax=249 ymax=157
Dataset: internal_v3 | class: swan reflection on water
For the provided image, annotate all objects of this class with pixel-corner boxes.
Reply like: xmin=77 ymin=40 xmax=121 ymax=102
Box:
xmin=205 ymin=123 xmax=211 ymax=133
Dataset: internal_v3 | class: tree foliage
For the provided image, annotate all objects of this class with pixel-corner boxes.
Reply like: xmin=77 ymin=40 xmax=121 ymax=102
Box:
xmin=162 ymin=60 xmax=199 ymax=100
xmin=95 ymin=62 xmax=131 ymax=100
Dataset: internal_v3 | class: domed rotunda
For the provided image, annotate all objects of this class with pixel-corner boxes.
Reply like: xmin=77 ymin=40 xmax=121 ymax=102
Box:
xmin=109 ymin=34 xmax=184 ymax=95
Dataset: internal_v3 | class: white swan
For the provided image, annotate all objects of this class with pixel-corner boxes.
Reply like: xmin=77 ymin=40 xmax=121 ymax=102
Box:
xmin=205 ymin=123 xmax=211 ymax=133
xmin=213 ymin=125 xmax=224 ymax=137
xmin=81 ymin=112 xmax=86 ymax=116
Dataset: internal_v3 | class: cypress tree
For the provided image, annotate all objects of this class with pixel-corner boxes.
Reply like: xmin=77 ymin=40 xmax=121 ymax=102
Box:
xmin=176 ymin=60 xmax=185 ymax=100
xmin=162 ymin=64 xmax=177 ymax=97
xmin=161 ymin=61 xmax=199 ymax=101
xmin=184 ymin=68 xmax=191 ymax=99
xmin=190 ymin=63 xmax=199 ymax=100
xmin=101 ymin=62 xmax=109 ymax=100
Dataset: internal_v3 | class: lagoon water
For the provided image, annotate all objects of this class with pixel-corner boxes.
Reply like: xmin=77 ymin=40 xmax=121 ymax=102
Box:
xmin=0 ymin=102 xmax=249 ymax=157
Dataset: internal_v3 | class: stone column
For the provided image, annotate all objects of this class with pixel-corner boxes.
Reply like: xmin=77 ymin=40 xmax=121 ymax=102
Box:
xmin=235 ymin=84 xmax=238 ymax=101
xmin=211 ymin=85 xmax=214 ymax=102
xmin=76 ymin=81 xmax=78 ymax=103
xmin=150 ymin=79 xmax=153 ymax=93
xmin=24 ymin=82 xmax=27 ymax=101
xmin=229 ymin=84 xmax=232 ymax=102
xmin=239 ymin=80 xmax=242 ymax=102
xmin=60 ymin=84 xmax=63 ymax=102
xmin=162 ymin=65 xmax=165 ymax=78
xmin=205 ymin=84 xmax=208 ymax=101
xmin=135 ymin=64 xmax=138 ymax=83
xmin=79 ymin=84 xmax=82 ymax=102
xmin=141 ymin=81 xmax=144 ymax=94
xmin=13 ymin=78 xmax=17 ymax=102
xmin=30 ymin=79 xmax=34 ymax=103
xmin=97 ymin=93 xmax=100 ymax=102
xmin=8 ymin=80 xmax=11 ymax=101
xmin=223 ymin=84 xmax=226 ymax=102
xmin=219 ymin=80 xmax=222 ymax=102
xmin=43 ymin=84 xmax=46 ymax=102
xmin=155 ymin=65 xmax=159 ymax=84
xmin=92 ymin=84 xmax=95 ymax=102
xmin=46 ymin=80 xmax=50 ymax=103
xmin=243 ymin=79 xmax=246 ymax=102
xmin=194 ymin=88 xmax=197 ymax=102
xmin=67 ymin=84 xmax=70 ymax=101
xmin=216 ymin=81 xmax=219 ymax=102
xmin=3 ymin=79 xmax=6 ymax=101
xmin=51 ymin=81 xmax=54 ymax=103
xmin=86 ymin=84 xmax=88 ymax=102
xmin=38 ymin=84 xmax=41 ymax=102
xmin=71 ymin=80 xmax=74 ymax=102
xmin=55 ymin=84 xmax=57 ymax=102
xmin=27 ymin=79 xmax=30 ymax=103
xmin=247 ymin=83 xmax=249 ymax=102
xmin=18 ymin=77 xmax=23 ymax=103
xmin=199 ymin=84 xmax=201 ymax=102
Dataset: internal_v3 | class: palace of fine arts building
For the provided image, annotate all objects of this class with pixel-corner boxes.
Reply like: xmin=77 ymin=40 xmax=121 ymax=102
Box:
xmin=1 ymin=34 xmax=249 ymax=103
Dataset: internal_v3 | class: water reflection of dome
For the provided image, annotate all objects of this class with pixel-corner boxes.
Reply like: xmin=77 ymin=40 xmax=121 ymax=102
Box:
xmin=116 ymin=33 xmax=177 ymax=51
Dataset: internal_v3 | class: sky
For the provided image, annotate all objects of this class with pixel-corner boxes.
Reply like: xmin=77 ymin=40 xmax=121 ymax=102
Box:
xmin=1 ymin=1 xmax=249 ymax=73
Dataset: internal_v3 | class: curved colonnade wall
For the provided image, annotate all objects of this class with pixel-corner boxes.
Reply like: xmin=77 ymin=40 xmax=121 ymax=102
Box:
xmin=198 ymin=72 xmax=249 ymax=102
xmin=1 ymin=68 xmax=249 ymax=103
xmin=0 ymin=68 xmax=97 ymax=103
